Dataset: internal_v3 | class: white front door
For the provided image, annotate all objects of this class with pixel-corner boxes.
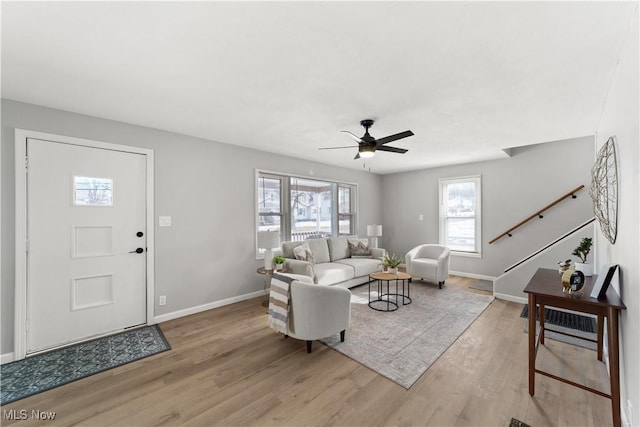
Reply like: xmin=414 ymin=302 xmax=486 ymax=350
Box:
xmin=26 ymin=138 xmax=147 ymax=354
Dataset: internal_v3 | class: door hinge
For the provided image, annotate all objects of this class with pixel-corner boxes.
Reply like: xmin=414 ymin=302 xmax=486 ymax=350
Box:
xmin=25 ymin=318 xmax=29 ymax=333
xmin=25 ymin=156 xmax=28 ymax=171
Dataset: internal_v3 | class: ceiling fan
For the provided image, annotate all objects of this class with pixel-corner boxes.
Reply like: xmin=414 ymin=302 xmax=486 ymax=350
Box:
xmin=319 ymin=119 xmax=414 ymax=159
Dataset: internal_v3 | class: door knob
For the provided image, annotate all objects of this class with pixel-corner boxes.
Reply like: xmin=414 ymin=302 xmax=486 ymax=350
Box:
xmin=129 ymin=248 xmax=144 ymax=254
xmin=136 ymin=231 xmax=144 ymax=237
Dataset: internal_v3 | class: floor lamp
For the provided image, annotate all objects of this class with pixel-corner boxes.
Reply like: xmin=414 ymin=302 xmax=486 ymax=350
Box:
xmin=258 ymin=230 xmax=280 ymax=270
xmin=367 ymin=224 xmax=382 ymax=249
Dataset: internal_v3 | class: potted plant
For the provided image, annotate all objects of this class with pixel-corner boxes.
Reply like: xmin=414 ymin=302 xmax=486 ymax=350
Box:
xmin=272 ymin=255 xmax=286 ymax=272
xmin=381 ymin=253 xmax=403 ymax=274
xmin=572 ymin=237 xmax=593 ymax=276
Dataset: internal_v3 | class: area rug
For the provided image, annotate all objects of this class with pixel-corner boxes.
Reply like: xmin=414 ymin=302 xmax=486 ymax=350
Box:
xmin=1 ymin=325 xmax=170 ymax=405
xmin=469 ymin=279 xmax=493 ymax=292
xmin=321 ymin=283 xmax=494 ymax=389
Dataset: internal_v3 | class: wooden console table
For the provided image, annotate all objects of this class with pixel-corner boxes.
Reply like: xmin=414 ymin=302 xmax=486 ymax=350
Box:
xmin=523 ymin=268 xmax=626 ymax=427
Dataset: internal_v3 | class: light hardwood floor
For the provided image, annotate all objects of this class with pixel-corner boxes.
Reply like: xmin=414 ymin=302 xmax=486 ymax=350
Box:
xmin=2 ymin=276 xmax=613 ymax=426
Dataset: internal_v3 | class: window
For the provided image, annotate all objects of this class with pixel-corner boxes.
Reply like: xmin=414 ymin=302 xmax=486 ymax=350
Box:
xmin=257 ymin=174 xmax=284 ymax=235
xmin=439 ymin=175 xmax=481 ymax=256
xmin=338 ymin=184 xmax=355 ymax=236
xmin=256 ymin=171 xmax=357 ymax=256
xmin=73 ymin=176 xmax=113 ymax=206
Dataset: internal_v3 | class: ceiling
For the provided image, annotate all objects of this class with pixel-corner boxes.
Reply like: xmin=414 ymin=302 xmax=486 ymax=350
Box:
xmin=2 ymin=1 xmax=637 ymax=174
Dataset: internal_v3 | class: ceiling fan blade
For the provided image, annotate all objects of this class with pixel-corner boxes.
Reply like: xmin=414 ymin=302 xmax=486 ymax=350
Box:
xmin=375 ymin=130 xmax=414 ymax=146
xmin=354 ymin=152 xmax=360 ymax=160
xmin=318 ymin=146 xmax=357 ymax=150
xmin=376 ymin=145 xmax=408 ymax=154
xmin=340 ymin=130 xmax=364 ymax=143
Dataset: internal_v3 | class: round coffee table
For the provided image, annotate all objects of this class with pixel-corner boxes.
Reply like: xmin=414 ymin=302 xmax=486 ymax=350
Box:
xmin=368 ymin=271 xmax=412 ymax=312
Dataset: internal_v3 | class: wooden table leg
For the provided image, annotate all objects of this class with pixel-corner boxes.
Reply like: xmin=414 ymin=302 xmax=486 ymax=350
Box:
xmin=597 ymin=313 xmax=604 ymax=361
xmin=607 ymin=307 xmax=621 ymax=427
xmin=528 ymin=294 xmax=536 ymax=396
xmin=538 ymin=303 xmax=545 ymax=345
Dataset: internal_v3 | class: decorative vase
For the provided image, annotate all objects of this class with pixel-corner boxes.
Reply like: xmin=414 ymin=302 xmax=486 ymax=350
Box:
xmin=574 ymin=262 xmax=593 ymax=277
xmin=388 ymin=267 xmax=398 ymax=274
xmin=274 ymin=264 xmax=283 ymax=272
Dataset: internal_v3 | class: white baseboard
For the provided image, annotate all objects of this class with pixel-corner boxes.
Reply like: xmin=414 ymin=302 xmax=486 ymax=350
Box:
xmin=493 ymin=292 xmax=527 ymax=305
xmin=154 ymin=290 xmax=265 ymax=324
xmin=1 ymin=352 xmax=15 ymax=365
xmin=449 ymin=270 xmax=497 ymax=282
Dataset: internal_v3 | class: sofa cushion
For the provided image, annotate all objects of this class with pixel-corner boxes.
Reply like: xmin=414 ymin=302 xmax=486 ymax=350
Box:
xmin=293 ymin=242 xmax=314 ymax=263
xmin=335 ymin=258 xmax=382 ymax=277
xmin=327 ymin=236 xmax=351 ymax=261
xmin=305 ymin=238 xmax=330 ymax=264
xmin=314 ymin=262 xmax=355 ymax=285
xmin=282 ymin=241 xmax=304 ymax=259
xmin=348 ymin=238 xmax=372 ymax=257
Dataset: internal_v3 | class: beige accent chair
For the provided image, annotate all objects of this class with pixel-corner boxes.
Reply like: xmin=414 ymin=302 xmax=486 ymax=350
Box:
xmin=281 ymin=273 xmax=352 ymax=353
xmin=405 ymin=244 xmax=451 ymax=289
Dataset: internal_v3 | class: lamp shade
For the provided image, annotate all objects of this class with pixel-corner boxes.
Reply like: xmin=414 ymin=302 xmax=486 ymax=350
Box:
xmin=257 ymin=230 xmax=280 ymax=249
xmin=367 ymin=224 xmax=382 ymax=237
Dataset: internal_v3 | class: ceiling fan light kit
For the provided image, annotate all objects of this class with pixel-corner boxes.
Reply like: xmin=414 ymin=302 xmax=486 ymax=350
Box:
xmin=359 ymin=145 xmax=375 ymax=158
xmin=319 ymin=119 xmax=414 ymax=160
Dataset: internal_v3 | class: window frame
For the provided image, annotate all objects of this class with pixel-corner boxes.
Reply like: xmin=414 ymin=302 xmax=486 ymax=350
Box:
xmin=438 ymin=175 xmax=482 ymax=258
xmin=256 ymin=169 xmax=358 ymax=259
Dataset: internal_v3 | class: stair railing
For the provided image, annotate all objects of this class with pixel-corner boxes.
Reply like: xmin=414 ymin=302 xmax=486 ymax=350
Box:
xmin=503 ymin=217 xmax=595 ymax=273
xmin=488 ymin=184 xmax=585 ymax=244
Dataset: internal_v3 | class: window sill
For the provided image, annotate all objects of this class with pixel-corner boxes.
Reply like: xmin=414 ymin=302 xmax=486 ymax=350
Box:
xmin=451 ymin=251 xmax=481 ymax=259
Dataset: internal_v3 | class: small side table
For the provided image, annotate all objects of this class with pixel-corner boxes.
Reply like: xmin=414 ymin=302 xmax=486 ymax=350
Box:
xmin=257 ymin=267 xmax=287 ymax=308
xmin=368 ymin=272 xmax=412 ymax=312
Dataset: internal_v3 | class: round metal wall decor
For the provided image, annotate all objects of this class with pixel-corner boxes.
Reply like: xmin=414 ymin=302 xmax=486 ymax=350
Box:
xmin=589 ymin=136 xmax=618 ymax=244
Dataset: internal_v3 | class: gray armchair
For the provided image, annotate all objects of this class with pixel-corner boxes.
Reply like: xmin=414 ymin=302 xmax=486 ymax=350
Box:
xmin=275 ymin=273 xmax=351 ymax=353
xmin=405 ymin=244 xmax=450 ymax=289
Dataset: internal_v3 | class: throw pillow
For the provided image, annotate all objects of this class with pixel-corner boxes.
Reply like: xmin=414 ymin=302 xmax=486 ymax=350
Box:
xmin=348 ymin=239 xmax=372 ymax=258
xmin=293 ymin=242 xmax=314 ymax=264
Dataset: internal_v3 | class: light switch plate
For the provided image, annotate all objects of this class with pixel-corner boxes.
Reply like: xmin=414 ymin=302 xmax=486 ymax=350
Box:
xmin=159 ymin=216 xmax=172 ymax=227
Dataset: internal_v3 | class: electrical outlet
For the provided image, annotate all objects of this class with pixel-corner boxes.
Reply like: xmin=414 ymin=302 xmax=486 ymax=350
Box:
xmin=159 ymin=295 xmax=167 ymax=306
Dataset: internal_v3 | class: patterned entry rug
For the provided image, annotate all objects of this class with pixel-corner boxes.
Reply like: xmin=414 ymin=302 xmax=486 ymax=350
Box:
xmin=321 ymin=282 xmax=494 ymax=389
xmin=520 ymin=305 xmax=597 ymax=332
xmin=1 ymin=325 xmax=170 ymax=405
xmin=520 ymin=305 xmax=597 ymax=350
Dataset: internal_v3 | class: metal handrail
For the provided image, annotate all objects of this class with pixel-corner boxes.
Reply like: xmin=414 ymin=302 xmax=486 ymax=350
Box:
xmin=488 ymin=184 xmax=585 ymax=244
xmin=503 ymin=217 xmax=595 ymax=273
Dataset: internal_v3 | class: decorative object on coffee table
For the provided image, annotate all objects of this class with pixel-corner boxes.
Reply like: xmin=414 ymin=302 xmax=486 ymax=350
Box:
xmin=380 ymin=253 xmax=402 ymax=274
xmin=590 ymin=136 xmax=618 ymax=244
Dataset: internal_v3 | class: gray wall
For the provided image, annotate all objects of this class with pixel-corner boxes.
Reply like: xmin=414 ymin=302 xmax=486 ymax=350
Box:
xmin=594 ymin=10 xmax=639 ymax=425
xmin=1 ymin=99 xmax=383 ymax=355
xmin=381 ymin=136 xmax=595 ymax=278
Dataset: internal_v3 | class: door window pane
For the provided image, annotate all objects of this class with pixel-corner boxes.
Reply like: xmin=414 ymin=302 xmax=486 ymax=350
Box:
xmin=74 ymin=176 xmax=113 ymax=206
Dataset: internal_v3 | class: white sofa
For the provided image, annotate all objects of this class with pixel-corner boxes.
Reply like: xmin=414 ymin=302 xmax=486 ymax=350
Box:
xmin=281 ymin=236 xmax=386 ymax=288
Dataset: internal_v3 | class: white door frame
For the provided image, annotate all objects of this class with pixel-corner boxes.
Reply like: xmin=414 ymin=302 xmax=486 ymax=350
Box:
xmin=14 ymin=129 xmax=155 ymax=360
